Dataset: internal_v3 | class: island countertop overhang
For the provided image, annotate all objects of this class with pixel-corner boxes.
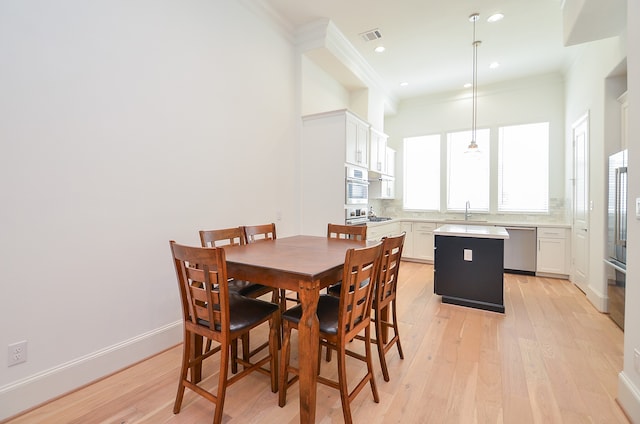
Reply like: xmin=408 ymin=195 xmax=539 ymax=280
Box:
xmin=434 ymin=224 xmax=510 ymax=239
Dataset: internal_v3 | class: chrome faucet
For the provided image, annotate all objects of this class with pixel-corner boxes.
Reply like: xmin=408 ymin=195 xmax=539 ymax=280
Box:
xmin=465 ymin=200 xmax=471 ymax=221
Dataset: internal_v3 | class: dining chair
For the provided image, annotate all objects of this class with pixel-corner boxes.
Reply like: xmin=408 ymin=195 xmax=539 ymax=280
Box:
xmin=243 ymin=223 xmax=290 ymax=311
xmin=324 ymin=223 xmax=368 ymax=360
xmin=199 ymin=227 xmax=276 ymax=300
xmin=326 ymin=223 xmax=367 ymax=296
xmin=243 ymin=223 xmax=277 ymax=243
xmin=199 ymin=227 xmax=279 ymax=370
xmin=278 ymin=242 xmax=383 ymax=424
xmin=327 ymin=223 xmax=368 ymax=241
xmin=367 ymin=232 xmax=406 ymax=382
xmin=169 ymin=241 xmax=279 ymax=424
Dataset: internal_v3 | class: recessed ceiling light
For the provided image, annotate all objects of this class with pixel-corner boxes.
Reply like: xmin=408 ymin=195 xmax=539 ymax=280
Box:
xmin=400 ymin=82 xmax=409 ymax=87
xmin=489 ymin=62 xmax=500 ymax=69
xmin=487 ymin=13 xmax=504 ymax=23
xmin=463 ymin=83 xmax=472 ymax=88
xmin=374 ymin=46 xmax=385 ymax=53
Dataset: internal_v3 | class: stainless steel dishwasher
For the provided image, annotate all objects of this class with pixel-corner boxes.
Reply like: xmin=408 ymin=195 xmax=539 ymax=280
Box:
xmin=503 ymin=227 xmax=537 ymax=274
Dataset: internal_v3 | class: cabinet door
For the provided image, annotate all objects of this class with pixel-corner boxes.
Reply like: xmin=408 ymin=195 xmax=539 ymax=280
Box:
xmin=369 ymin=130 xmax=387 ymax=173
xmin=537 ymin=238 xmax=566 ymax=274
xmin=413 ymin=223 xmax=436 ymax=261
xmin=356 ymin=120 xmax=369 ymax=167
xmin=345 ymin=116 xmax=359 ymax=165
xmin=386 ymin=147 xmax=395 ymax=177
xmin=381 ymin=179 xmax=395 ymax=199
xmin=401 ymin=222 xmax=413 ymax=258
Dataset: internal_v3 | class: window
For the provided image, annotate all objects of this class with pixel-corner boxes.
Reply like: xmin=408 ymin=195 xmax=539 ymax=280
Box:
xmin=403 ymin=135 xmax=440 ymax=210
xmin=498 ymin=123 xmax=549 ymax=212
xmin=447 ymin=129 xmax=490 ymax=211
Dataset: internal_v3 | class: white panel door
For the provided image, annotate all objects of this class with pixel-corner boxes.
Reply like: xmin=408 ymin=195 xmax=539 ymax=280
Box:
xmin=572 ymin=113 xmax=589 ymax=293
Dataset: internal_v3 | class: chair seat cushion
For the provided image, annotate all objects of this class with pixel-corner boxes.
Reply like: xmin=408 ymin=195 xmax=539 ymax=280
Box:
xmin=327 ymin=282 xmax=342 ymax=296
xmin=197 ymin=294 xmax=278 ymax=333
xmin=282 ymin=295 xmax=340 ymax=335
xmin=228 ymin=278 xmax=270 ymax=297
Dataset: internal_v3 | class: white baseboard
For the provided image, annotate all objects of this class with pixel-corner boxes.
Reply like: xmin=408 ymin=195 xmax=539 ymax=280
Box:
xmin=618 ymin=371 xmax=640 ymax=422
xmin=0 ymin=321 xmax=182 ymax=421
xmin=585 ymin=284 xmax=608 ymax=312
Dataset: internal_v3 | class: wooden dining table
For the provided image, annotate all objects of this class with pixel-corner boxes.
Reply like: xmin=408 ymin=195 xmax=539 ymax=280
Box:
xmin=222 ymin=235 xmax=369 ymax=424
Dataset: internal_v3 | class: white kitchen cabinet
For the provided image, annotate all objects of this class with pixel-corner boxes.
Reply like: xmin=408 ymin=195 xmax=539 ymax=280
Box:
xmin=345 ymin=112 xmax=369 ymax=167
xmin=400 ymin=221 xmax=436 ymax=262
xmin=413 ymin=222 xmax=436 ymax=262
xmin=369 ymin=176 xmax=395 ymax=199
xmin=366 ymin=221 xmax=401 ymax=241
xmin=369 ymin=128 xmax=388 ymax=174
xmin=536 ymin=227 xmax=570 ymax=276
xmin=400 ymin=222 xmax=414 ymax=258
xmin=386 ymin=147 xmax=395 ymax=177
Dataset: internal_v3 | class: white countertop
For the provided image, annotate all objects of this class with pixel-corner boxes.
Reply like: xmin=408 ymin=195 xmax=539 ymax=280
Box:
xmin=434 ymin=224 xmax=510 ymax=239
xmin=365 ymin=217 xmax=570 ymax=229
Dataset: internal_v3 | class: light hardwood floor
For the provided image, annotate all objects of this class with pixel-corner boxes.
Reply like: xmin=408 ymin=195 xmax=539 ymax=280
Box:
xmin=3 ymin=262 xmax=629 ymax=423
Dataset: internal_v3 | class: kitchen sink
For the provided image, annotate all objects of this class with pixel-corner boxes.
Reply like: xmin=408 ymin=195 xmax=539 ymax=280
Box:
xmin=368 ymin=217 xmax=393 ymax=222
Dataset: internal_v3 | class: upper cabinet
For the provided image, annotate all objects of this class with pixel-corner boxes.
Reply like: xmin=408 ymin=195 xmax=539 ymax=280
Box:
xmin=346 ymin=113 xmax=369 ymax=167
xmin=369 ymin=128 xmax=396 ymax=178
xmin=369 ymin=128 xmax=388 ymax=174
xmin=386 ymin=147 xmax=395 ymax=177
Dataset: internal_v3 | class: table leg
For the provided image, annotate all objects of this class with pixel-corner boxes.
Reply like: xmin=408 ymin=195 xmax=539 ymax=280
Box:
xmin=297 ymin=280 xmax=320 ymax=424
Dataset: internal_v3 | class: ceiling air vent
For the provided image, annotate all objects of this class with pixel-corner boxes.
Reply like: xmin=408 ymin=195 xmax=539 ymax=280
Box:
xmin=360 ymin=28 xmax=382 ymax=42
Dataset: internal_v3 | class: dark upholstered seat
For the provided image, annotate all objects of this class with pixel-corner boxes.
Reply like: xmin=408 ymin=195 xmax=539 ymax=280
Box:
xmin=170 ymin=241 xmax=280 ymax=424
xmin=278 ymin=242 xmax=383 ymax=424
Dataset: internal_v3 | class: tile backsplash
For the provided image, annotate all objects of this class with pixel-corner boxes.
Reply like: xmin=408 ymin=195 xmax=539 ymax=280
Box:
xmin=369 ymin=197 xmax=569 ymax=225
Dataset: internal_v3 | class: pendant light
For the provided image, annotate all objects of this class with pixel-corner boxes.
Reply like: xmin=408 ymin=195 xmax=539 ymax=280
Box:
xmin=467 ymin=13 xmax=481 ymax=153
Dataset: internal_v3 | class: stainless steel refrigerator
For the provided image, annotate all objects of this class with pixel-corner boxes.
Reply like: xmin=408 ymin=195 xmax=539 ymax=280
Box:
xmin=605 ymin=149 xmax=627 ymax=330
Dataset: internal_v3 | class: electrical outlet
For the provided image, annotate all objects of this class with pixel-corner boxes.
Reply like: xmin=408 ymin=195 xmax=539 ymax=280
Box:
xmin=463 ymin=249 xmax=473 ymax=261
xmin=8 ymin=341 xmax=27 ymax=367
xmin=634 ymin=348 xmax=640 ymax=374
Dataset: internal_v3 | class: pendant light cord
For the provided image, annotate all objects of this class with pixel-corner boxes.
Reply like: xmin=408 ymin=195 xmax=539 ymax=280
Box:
xmin=471 ymin=14 xmax=480 ymax=145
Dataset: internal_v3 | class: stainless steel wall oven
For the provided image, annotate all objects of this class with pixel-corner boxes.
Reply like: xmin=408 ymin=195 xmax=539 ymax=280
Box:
xmin=345 ymin=165 xmax=368 ymax=205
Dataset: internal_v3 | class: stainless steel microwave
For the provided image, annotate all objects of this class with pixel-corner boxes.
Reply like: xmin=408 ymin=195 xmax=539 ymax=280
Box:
xmin=345 ymin=165 xmax=368 ymax=205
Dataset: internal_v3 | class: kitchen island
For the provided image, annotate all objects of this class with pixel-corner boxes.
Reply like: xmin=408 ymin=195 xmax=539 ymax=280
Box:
xmin=434 ymin=224 xmax=509 ymax=313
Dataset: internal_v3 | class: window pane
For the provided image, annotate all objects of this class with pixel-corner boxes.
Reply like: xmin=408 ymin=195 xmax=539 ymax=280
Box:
xmin=403 ymin=135 xmax=440 ymax=210
xmin=447 ymin=129 xmax=490 ymax=211
xmin=498 ymin=123 xmax=549 ymax=212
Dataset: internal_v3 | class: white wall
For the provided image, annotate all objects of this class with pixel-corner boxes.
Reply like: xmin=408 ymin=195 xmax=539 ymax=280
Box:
xmin=618 ymin=0 xmax=640 ymax=420
xmin=301 ymin=55 xmax=351 ymax=116
xmin=383 ymin=73 xmax=566 ymax=221
xmin=0 ymin=0 xmax=298 ymax=419
xmin=564 ymin=36 xmax=626 ymax=311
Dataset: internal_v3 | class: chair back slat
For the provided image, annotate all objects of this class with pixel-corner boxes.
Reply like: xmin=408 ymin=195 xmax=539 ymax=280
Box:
xmin=199 ymin=227 xmax=246 ymax=248
xmin=338 ymin=243 xmax=383 ymax=338
xmin=170 ymin=241 xmax=229 ymax=336
xmin=376 ymin=233 xmax=406 ymax=308
xmin=244 ymin=223 xmax=277 ymax=243
xmin=327 ymin=223 xmax=367 ymax=241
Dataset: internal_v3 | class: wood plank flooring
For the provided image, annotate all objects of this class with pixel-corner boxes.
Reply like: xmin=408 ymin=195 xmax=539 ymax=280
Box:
xmin=2 ymin=262 xmax=629 ymax=423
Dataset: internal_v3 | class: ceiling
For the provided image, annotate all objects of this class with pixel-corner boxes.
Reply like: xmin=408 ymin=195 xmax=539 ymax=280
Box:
xmin=264 ymin=0 xmax=625 ymax=101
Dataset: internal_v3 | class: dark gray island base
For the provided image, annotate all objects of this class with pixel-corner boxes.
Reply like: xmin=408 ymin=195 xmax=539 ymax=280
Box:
xmin=434 ymin=224 xmax=510 ymax=313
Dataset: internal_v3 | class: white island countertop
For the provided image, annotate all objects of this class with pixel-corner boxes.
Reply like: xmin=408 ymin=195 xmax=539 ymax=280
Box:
xmin=434 ymin=224 xmax=510 ymax=239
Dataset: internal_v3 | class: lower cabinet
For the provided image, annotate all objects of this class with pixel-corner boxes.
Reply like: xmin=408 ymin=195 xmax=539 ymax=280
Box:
xmin=400 ymin=222 xmax=414 ymax=257
xmin=366 ymin=221 xmax=401 ymax=241
xmin=536 ymin=227 xmax=569 ymax=276
xmin=401 ymin=221 xmax=436 ymax=262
